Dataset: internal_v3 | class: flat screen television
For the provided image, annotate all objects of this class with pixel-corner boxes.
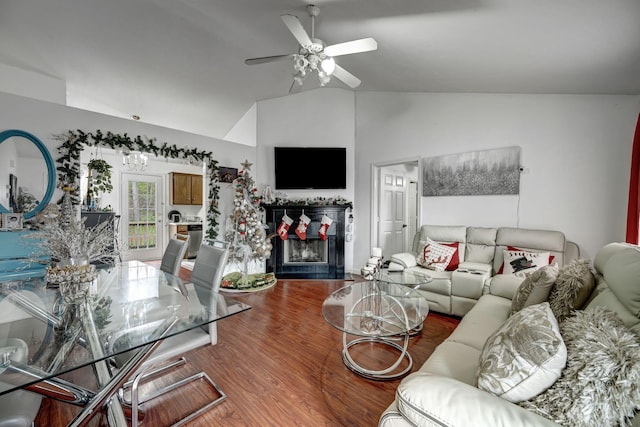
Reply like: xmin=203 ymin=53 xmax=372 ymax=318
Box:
xmin=274 ymin=147 xmax=346 ymax=190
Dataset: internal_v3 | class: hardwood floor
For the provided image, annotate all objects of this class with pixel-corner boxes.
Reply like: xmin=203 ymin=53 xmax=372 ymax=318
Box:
xmin=34 ymin=265 xmax=460 ymax=426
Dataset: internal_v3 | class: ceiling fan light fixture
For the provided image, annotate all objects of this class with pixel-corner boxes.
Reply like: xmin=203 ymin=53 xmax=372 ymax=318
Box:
xmin=321 ymin=57 xmax=335 ymax=75
xmin=318 ymin=71 xmax=330 ymax=86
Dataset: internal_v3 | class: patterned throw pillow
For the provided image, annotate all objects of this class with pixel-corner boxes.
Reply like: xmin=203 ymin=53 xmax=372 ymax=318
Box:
xmin=416 ymin=237 xmax=457 ymax=272
xmin=511 ymin=263 xmax=560 ymax=315
xmin=502 ymin=250 xmax=551 ymax=277
xmin=497 ymin=245 xmax=555 ymax=274
xmin=520 ymin=307 xmax=640 ymax=427
xmin=476 ymin=302 xmax=567 ymax=403
xmin=547 ymin=259 xmax=596 ymax=323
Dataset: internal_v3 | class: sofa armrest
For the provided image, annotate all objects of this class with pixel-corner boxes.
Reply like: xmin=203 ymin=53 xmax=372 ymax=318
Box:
xmin=395 ymin=373 xmax=559 ymax=427
xmin=390 ymin=252 xmax=418 ymax=268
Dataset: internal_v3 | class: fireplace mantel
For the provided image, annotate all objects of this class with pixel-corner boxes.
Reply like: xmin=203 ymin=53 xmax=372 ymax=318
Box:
xmin=262 ymin=204 xmax=349 ymax=279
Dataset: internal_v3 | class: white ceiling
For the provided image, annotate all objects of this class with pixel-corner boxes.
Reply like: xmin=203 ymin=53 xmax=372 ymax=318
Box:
xmin=1 ymin=0 xmax=639 ymax=141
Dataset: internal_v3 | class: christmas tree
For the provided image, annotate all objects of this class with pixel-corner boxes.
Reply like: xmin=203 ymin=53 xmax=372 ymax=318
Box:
xmin=224 ymin=160 xmax=273 ymax=267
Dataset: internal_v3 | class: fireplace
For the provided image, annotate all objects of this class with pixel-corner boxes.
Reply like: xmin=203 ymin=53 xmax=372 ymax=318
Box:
xmin=284 ymin=239 xmax=328 ymax=263
xmin=263 ymin=204 xmax=348 ymax=279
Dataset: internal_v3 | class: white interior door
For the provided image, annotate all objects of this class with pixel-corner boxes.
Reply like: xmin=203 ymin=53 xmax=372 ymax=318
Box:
xmin=121 ymin=173 xmax=163 ymax=261
xmin=378 ymin=170 xmax=407 ymax=259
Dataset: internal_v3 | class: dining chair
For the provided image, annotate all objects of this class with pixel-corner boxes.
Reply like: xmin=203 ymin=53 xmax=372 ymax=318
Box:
xmin=0 ymin=291 xmax=46 ymax=427
xmin=159 ymin=234 xmax=189 ymax=276
xmin=116 ymin=240 xmax=229 ymax=427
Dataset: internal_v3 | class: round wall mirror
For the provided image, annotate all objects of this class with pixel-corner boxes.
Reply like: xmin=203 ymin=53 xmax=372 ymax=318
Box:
xmin=0 ymin=129 xmax=56 ymax=219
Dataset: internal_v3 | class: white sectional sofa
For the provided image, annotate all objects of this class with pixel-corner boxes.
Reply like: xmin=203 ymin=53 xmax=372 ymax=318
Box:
xmin=388 ymin=225 xmax=580 ymax=316
xmin=379 ymin=242 xmax=640 ymax=427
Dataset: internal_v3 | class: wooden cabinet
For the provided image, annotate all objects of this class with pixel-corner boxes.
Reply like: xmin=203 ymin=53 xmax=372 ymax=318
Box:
xmin=170 ymin=173 xmax=203 ymax=205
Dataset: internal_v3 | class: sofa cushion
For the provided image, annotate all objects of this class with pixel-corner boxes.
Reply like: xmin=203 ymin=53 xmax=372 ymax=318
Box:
xmin=548 ymin=259 xmax=596 ymax=323
xmin=416 ymin=238 xmax=457 ymax=272
xmin=476 ymin=302 xmax=567 ymax=403
xmin=446 ymin=294 xmax=512 ymax=351
xmin=419 ymin=341 xmax=481 ymax=385
xmin=511 ymin=263 xmax=560 ymax=314
xmin=520 ymin=306 xmax=640 ymax=427
xmin=465 ymin=227 xmax=498 ymax=264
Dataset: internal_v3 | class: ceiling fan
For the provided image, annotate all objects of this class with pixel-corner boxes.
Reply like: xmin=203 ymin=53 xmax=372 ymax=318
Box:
xmin=245 ymin=4 xmax=377 ymax=92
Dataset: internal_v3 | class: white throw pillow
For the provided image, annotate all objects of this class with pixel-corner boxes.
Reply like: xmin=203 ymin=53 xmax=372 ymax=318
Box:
xmin=502 ymin=250 xmax=551 ymax=277
xmin=416 ymin=237 xmax=457 ymax=272
xmin=476 ymin=302 xmax=567 ymax=403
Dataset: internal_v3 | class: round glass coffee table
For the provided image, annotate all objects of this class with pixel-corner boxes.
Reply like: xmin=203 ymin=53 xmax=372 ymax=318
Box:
xmin=322 ymin=281 xmax=429 ymax=380
xmin=376 ymin=269 xmax=432 ymax=335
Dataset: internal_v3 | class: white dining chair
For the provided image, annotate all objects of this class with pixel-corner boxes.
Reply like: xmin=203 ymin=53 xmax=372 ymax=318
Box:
xmin=159 ymin=234 xmax=189 ymax=276
xmin=116 ymin=240 xmax=230 ymax=426
xmin=0 ymin=292 xmax=46 ymax=427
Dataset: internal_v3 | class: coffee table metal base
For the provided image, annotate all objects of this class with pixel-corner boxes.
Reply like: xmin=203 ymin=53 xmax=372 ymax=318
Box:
xmin=341 ymin=333 xmax=413 ymax=381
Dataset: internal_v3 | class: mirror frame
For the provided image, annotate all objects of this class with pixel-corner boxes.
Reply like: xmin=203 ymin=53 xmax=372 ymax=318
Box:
xmin=0 ymin=129 xmax=56 ymax=219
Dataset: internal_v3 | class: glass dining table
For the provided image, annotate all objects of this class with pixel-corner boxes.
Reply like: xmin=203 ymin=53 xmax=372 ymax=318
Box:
xmin=0 ymin=260 xmax=250 ymax=427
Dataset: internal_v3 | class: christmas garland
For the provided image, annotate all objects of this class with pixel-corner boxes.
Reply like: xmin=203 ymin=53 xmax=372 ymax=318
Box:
xmin=267 ymin=195 xmax=353 ymax=209
xmin=54 ymin=129 xmax=220 ymax=239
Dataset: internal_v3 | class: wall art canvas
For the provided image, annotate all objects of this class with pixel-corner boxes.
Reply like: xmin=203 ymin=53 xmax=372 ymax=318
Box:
xmin=422 ymin=146 xmax=521 ymax=197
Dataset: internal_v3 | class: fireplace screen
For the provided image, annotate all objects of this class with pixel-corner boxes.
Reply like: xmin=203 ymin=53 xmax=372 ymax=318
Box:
xmin=284 ymin=239 xmax=328 ymax=264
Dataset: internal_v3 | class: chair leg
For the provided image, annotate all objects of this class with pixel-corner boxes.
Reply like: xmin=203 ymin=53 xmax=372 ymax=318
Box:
xmin=121 ymin=357 xmax=226 ymax=427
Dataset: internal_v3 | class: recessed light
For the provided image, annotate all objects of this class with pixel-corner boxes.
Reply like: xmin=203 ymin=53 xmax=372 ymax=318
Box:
xmin=131 ymin=115 xmax=140 ymax=121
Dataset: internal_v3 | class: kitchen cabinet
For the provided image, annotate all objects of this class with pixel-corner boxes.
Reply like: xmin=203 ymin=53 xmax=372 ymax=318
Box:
xmin=170 ymin=173 xmax=203 ymax=205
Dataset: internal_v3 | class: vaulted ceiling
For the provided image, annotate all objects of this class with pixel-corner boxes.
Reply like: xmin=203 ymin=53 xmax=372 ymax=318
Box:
xmin=1 ymin=0 xmax=639 ymax=141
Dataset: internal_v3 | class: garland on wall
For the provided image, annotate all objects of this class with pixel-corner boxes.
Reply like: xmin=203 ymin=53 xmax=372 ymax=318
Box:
xmin=54 ymin=129 xmax=221 ymax=239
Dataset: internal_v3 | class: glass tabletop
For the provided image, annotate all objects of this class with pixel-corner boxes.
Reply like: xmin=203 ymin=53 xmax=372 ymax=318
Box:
xmin=322 ymin=281 xmax=429 ymax=337
xmin=0 ymin=261 xmax=250 ymax=396
xmin=375 ymin=268 xmax=432 ymax=287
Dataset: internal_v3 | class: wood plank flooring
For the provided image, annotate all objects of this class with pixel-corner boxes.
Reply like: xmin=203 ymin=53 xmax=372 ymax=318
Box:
xmin=34 ymin=264 xmax=460 ymax=426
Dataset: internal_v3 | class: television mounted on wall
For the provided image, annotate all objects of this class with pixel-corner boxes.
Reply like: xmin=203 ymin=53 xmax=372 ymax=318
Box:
xmin=274 ymin=147 xmax=346 ymax=190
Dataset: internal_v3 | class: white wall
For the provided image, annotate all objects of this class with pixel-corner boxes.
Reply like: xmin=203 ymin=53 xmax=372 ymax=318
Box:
xmin=0 ymin=138 xmax=17 ymax=207
xmin=354 ymin=92 xmax=640 ymax=265
xmin=0 ymin=92 xmax=256 ymax=252
xmin=255 ymin=88 xmax=357 ymax=272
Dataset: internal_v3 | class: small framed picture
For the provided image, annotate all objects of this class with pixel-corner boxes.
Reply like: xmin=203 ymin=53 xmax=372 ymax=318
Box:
xmin=2 ymin=213 xmax=23 ymax=230
xmin=219 ymin=167 xmax=238 ymax=183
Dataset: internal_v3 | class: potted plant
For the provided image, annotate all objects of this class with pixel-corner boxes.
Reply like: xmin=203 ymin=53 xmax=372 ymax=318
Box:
xmin=87 ymin=159 xmax=113 ymax=207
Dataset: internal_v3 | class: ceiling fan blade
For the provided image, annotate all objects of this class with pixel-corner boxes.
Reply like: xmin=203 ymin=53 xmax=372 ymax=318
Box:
xmin=332 ymin=64 xmax=361 ymax=89
xmin=245 ymin=54 xmax=294 ymax=66
xmin=324 ymin=38 xmax=378 ymax=57
xmin=289 ymin=80 xmax=302 ymax=94
xmin=281 ymin=14 xmax=312 ymax=48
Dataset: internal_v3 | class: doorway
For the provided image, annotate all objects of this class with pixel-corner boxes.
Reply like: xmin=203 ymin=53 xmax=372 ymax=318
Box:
xmin=372 ymin=159 xmax=420 ymax=260
xmin=120 ymin=173 xmax=163 ymax=261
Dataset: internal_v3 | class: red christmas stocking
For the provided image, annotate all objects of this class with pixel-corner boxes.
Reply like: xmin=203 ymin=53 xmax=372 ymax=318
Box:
xmin=295 ymin=213 xmax=311 ymax=240
xmin=277 ymin=214 xmax=293 ymax=240
xmin=318 ymin=215 xmax=333 ymax=240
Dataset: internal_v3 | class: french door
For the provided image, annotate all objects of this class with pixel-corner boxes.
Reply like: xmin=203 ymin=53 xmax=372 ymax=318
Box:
xmin=120 ymin=173 xmax=163 ymax=261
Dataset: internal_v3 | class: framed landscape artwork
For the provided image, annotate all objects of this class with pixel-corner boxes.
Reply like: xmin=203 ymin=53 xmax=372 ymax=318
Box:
xmin=422 ymin=146 xmax=521 ymax=197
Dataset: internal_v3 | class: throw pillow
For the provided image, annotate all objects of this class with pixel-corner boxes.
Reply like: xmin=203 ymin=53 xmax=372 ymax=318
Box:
xmin=511 ymin=263 xmax=560 ymax=315
xmin=502 ymin=249 xmax=551 ymax=277
xmin=476 ymin=302 xmax=567 ymax=403
xmin=415 ymin=237 xmax=457 ymax=272
xmin=520 ymin=306 xmax=640 ymax=427
xmin=497 ymin=245 xmax=556 ymax=274
xmin=417 ymin=239 xmax=460 ymax=271
xmin=547 ymin=259 xmax=596 ymax=323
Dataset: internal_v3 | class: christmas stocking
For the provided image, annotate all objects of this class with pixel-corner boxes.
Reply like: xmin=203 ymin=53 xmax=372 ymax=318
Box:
xmin=295 ymin=214 xmax=311 ymax=240
xmin=318 ymin=215 xmax=333 ymax=240
xmin=277 ymin=213 xmax=293 ymax=240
